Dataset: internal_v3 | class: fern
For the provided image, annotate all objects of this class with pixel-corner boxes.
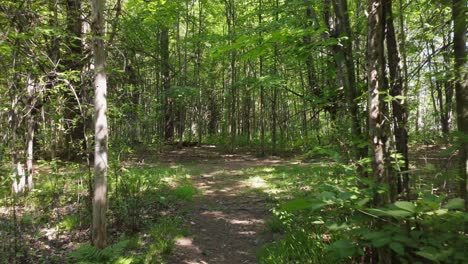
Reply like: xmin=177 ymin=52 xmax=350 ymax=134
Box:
xmin=69 ymin=239 xmax=132 ymax=263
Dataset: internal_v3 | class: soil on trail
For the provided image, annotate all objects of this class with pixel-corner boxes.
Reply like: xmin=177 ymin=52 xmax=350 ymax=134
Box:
xmin=158 ymin=146 xmax=290 ymax=264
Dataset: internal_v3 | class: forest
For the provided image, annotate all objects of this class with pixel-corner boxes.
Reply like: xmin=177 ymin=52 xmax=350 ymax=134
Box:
xmin=0 ymin=0 xmax=467 ymax=263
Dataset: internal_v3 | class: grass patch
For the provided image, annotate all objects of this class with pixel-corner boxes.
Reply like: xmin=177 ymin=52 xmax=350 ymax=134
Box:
xmin=265 ymin=216 xmax=285 ymax=233
xmin=172 ymin=183 xmax=197 ymax=201
xmin=69 ymin=237 xmax=140 ymax=263
xmin=144 ymin=217 xmax=188 ymax=263
xmin=258 ymin=229 xmax=329 ymax=264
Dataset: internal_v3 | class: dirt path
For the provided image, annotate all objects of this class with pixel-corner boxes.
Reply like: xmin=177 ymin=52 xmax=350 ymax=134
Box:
xmin=159 ymin=146 xmax=290 ymax=264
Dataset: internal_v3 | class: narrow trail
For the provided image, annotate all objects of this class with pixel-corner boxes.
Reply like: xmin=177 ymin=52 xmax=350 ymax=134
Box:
xmin=158 ymin=146 xmax=290 ymax=264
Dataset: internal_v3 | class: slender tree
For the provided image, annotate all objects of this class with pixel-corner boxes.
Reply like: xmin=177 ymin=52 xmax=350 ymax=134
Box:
xmin=161 ymin=26 xmax=174 ymax=142
xmin=91 ymin=0 xmax=108 ymax=249
xmin=64 ymin=0 xmax=85 ymax=160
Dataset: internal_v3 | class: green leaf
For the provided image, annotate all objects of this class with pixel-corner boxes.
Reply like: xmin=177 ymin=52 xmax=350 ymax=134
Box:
xmin=372 ymin=236 xmax=392 ymax=247
xmin=357 ymin=198 xmax=370 ymax=207
xmin=443 ymin=198 xmax=465 ymax=210
xmin=415 ymin=250 xmax=440 ymax=262
xmin=310 ymin=202 xmax=326 ymax=211
xmin=281 ymin=198 xmax=309 ymax=211
xmin=390 ymin=242 xmax=405 ymax=255
xmin=326 ymin=239 xmax=358 ymax=259
xmin=362 ymin=231 xmax=388 ymax=240
xmin=367 ymin=208 xmax=413 ymax=218
xmin=318 ymin=191 xmax=336 ymax=201
xmin=392 ymin=201 xmax=416 ymax=213
xmin=393 ymin=236 xmax=416 ymax=249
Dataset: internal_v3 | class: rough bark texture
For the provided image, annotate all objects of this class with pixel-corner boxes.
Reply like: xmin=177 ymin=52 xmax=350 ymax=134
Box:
xmin=368 ymin=0 xmax=389 ymax=206
xmin=332 ymin=0 xmax=364 ymax=162
xmin=368 ymin=0 xmax=393 ymax=261
xmin=452 ymin=0 xmax=468 ymax=213
xmin=91 ymin=0 xmax=108 ymax=249
xmin=384 ymin=0 xmax=409 ymax=197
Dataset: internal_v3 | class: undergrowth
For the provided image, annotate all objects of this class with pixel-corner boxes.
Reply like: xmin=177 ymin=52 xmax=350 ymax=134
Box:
xmin=246 ymin=163 xmax=468 ymax=264
xmin=0 ymin=159 xmax=197 ymax=263
xmin=69 ymin=217 xmax=187 ymax=264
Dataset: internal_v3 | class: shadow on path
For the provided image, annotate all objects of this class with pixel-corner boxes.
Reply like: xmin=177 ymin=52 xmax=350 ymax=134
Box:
xmin=159 ymin=146 xmax=293 ymax=264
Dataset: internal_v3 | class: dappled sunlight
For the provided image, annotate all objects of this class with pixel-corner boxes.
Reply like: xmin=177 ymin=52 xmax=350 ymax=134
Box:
xmin=242 ymin=176 xmax=269 ymax=189
xmin=162 ymin=147 xmax=283 ymax=263
xmin=175 ymin=237 xmax=202 ymax=254
xmin=200 ymin=210 xmax=265 ymax=227
xmin=262 ymin=167 xmax=276 ymax=173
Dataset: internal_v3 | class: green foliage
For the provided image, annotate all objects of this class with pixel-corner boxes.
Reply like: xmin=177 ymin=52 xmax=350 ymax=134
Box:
xmin=248 ymin=163 xmax=468 ymax=263
xmin=304 ymin=146 xmax=342 ymax=162
xmin=258 ymin=229 xmax=330 ymax=264
xmin=144 ymin=217 xmax=187 ymax=263
xmin=69 ymin=238 xmax=139 ymax=264
xmin=265 ymin=215 xmax=286 ymax=233
xmin=109 ymin=165 xmax=195 ymax=231
xmin=173 ymin=183 xmax=197 ymax=201
xmin=57 ymin=215 xmax=81 ymax=232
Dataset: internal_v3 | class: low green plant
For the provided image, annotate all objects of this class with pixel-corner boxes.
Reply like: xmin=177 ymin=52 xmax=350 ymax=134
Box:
xmin=258 ymin=229 xmax=330 ymax=264
xmin=144 ymin=217 xmax=187 ymax=263
xmin=265 ymin=215 xmax=286 ymax=233
xmin=69 ymin=237 xmax=139 ymax=263
xmin=57 ymin=215 xmax=80 ymax=231
xmin=173 ymin=183 xmax=197 ymax=201
xmin=251 ymin=163 xmax=468 ymax=264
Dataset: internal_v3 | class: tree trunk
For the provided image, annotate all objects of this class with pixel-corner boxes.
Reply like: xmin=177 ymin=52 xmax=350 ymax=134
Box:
xmin=197 ymin=1 xmax=203 ymax=145
xmin=26 ymin=75 xmax=37 ymax=191
xmin=452 ymin=0 xmax=468 ymax=213
xmin=258 ymin=0 xmax=265 ymax=156
xmin=271 ymin=0 xmax=280 ymax=156
xmin=368 ymin=0 xmax=390 ymax=205
xmin=225 ymin=0 xmax=237 ymax=152
xmin=442 ymin=34 xmax=453 ymax=135
xmin=368 ymin=0 xmax=392 ymax=261
xmin=64 ymin=0 xmax=84 ymax=160
xmin=91 ymin=0 xmax=108 ymax=249
xmin=384 ymin=0 xmax=409 ymax=198
xmin=332 ymin=0 xmax=364 ymax=162
xmin=161 ymin=26 xmax=173 ymax=142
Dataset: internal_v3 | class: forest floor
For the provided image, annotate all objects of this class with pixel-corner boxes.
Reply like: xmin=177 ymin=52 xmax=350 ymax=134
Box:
xmin=156 ymin=146 xmax=298 ymax=264
xmin=0 ymin=144 xmax=457 ymax=263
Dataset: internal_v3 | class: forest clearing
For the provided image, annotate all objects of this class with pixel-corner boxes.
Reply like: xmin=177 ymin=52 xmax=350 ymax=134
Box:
xmin=0 ymin=0 xmax=467 ymax=263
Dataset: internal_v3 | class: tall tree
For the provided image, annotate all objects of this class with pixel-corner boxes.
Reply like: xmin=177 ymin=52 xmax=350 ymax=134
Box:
xmin=91 ymin=0 xmax=108 ymax=249
xmin=452 ymin=0 xmax=467 ymax=213
xmin=64 ymin=0 xmax=85 ymax=160
xmin=368 ymin=0 xmax=390 ymax=206
xmin=384 ymin=0 xmax=409 ymax=197
xmin=161 ymin=26 xmax=174 ymax=142
xmin=225 ymin=0 xmax=237 ymax=152
xmin=258 ymin=0 xmax=265 ymax=156
xmin=368 ymin=0 xmax=394 ymax=261
xmin=331 ymin=0 xmax=364 ymax=162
